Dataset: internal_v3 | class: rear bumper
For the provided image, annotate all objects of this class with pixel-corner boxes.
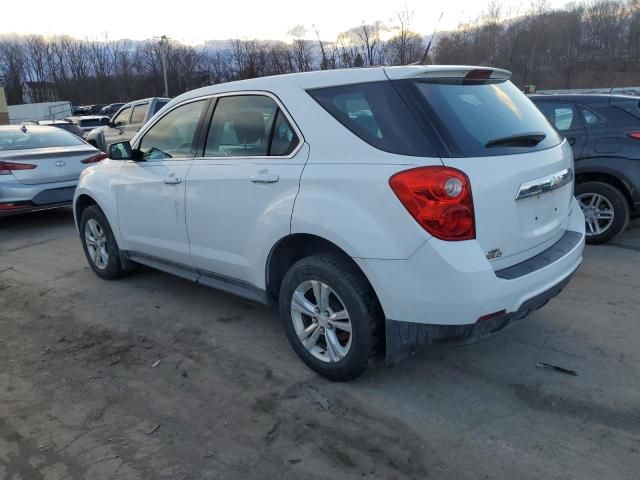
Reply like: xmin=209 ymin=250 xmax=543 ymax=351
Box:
xmin=0 ymin=179 xmax=77 ymax=216
xmin=355 ymin=196 xmax=585 ymax=327
xmin=385 ymin=268 xmax=575 ymax=363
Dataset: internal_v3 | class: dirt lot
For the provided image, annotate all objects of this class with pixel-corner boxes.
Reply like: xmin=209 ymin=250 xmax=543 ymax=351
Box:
xmin=0 ymin=209 xmax=639 ymax=480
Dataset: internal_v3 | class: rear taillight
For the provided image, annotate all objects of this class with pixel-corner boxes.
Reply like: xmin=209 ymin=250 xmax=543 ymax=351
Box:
xmin=81 ymin=152 xmax=108 ymax=164
xmin=0 ymin=161 xmax=37 ymax=175
xmin=389 ymin=166 xmax=475 ymax=241
xmin=628 ymin=132 xmax=640 ymax=140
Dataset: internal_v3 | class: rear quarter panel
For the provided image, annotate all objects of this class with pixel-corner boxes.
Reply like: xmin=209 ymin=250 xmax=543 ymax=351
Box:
xmin=291 ymin=161 xmax=436 ymax=260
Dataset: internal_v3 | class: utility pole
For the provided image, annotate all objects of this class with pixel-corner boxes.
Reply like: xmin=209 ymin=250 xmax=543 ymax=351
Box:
xmin=0 ymin=77 xmax=9 ymax=125
xmin=157 ymin=35 xmax=169 ymax=97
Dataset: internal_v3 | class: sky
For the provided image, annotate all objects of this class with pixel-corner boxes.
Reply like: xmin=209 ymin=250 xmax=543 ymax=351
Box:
xmin=2 ymin=0 xmax=569 ymax=44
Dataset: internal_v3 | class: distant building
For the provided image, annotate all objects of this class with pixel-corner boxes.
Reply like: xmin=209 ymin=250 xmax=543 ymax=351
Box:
xmin=22 ymin=81 xmax=58 ymax=103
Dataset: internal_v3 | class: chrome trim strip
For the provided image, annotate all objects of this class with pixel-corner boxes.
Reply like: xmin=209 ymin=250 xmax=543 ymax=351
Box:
xmin=516 ymin=168 xmax=573 ymax=200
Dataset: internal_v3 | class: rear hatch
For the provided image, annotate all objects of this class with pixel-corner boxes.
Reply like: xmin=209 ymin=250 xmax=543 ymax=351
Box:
xmin=387 ymin=67 xmax=574 ymax=269
xmin=0 ymin=126 xmax=99 ymax=185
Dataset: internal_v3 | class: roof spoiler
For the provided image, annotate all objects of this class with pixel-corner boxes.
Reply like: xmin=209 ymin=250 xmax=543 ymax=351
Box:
xmin=384 ymin=65 xmax=512 ymax=82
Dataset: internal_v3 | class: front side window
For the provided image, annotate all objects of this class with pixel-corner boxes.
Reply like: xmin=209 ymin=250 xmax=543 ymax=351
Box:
xmin=205 ymin=95 xmax=280 ymax=157
xmin=535 ymin=102 xmax=579 ymax=132
xmin=138 ymin=100 xmax=206 ymax=160
xmin=131 ymin=103 xmax=149 ymax=125
xmin=112 ymin=107 xmax=131 ymax=126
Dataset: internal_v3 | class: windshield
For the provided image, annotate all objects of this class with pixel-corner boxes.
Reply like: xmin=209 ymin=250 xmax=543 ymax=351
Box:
xmin=0 ymin=127 xmax=84 ymax=151
xmin=406 ymin=80 xmax=562 ymax=157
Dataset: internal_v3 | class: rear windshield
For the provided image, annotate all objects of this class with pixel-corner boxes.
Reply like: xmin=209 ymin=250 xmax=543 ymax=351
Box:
xmin=307 ymin=82 xmax=436 ymax=156
xmin=0 ymin=128 xmax=84 ymax=151
xmin=79 ymin=118 xmax=103 ymax=127
xmin=406 ymin=80 xmax=562 ymax=156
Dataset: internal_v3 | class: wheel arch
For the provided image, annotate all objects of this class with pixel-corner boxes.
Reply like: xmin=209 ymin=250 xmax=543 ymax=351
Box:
xmin=265 ymin=233 xmax=385 ymax=317
xmin=74 ymin=193 xmax=98 ymax=226
xmin=574 ymin=162 xmax=637 ymax=213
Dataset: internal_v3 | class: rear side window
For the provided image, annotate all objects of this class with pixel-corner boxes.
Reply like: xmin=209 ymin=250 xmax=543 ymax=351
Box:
xmin=131 ymin=103 xmax=149 ymax=124
xmin=153 ymin=101 xmax=169 ymax=114
xmin=0 ymin=127 xmax=84 ymax=151
xmin=307 ymin=82 xmax=436 ymax=157
xmin=407 ymin=80 xmax=562 ymax=157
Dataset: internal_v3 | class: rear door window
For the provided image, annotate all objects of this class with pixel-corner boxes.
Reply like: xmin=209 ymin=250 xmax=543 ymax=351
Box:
xmin=405 ymin=80 xmax=562 ymax=157
xmin=307 ymin=82 xmax=435 ymax=156
xmin=205 ymin=95 xmax=279 ymax=157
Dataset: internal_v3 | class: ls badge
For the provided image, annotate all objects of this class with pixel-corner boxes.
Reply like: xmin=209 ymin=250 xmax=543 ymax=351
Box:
xmin=486 ymin=248 xmax=503 ymax=260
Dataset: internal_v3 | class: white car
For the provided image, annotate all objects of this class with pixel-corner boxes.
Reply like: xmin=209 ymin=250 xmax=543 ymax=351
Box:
xmin=73 ymin=65 xmax=585 ymax=380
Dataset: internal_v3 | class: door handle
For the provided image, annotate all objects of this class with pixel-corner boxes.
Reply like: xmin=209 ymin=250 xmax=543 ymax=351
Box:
xmin=163 ymin=175 xmax=182 ymax=185
xmin=250 ymin=172 xmax=279 ymax=184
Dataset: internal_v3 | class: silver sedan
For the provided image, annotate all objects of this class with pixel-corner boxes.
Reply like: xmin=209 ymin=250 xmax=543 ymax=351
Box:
xmin=0 ymin=125 xmax=105 ymax=216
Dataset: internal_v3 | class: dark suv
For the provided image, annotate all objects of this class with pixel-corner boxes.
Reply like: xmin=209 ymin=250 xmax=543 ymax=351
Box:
xmin=530 ymin=94 xmax=640 ymax=243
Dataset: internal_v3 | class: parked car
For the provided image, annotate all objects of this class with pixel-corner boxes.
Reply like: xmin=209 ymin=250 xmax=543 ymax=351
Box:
xmin=35 ymin=120 xmax=86 ymax=139
xmin=85 ymin=98 xmax=170 ymax=152
xmin=0 ymin=125 xmax=105 ymax=216
xmin=72 ymin=105 xmax=105 ymax=116
xmin=530 ymin=94 xmax=640 ymax=243
xmin=100 ymin=103 xmax=127 ymax=116
xmin=65 ymin=115 xmax=109 ymax=134
xmin=73 ymin=66 xmax=585 ymax=380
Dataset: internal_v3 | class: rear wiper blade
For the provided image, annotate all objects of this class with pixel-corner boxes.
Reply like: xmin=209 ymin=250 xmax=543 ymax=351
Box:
xmin=485 ymin=132 xmax=546 ymax=148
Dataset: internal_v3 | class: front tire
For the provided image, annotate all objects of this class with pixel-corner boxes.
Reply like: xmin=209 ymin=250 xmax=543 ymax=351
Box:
xmin=278 ymin=253 xmax=382 ymax=381
xmin=79 ymin=205 xmax=127 ymax=279
xmin=575 ymin=181 xmax=629 ymax=244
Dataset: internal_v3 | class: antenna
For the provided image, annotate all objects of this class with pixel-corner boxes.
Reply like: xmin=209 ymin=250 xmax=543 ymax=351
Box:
xmin=419 ymin=11 xmax=444 ymax=65
xmin=609 ymin=72 xmax=623 ymax=96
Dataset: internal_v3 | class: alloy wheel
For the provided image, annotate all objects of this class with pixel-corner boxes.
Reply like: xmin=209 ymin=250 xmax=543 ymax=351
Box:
xmin=576 ymin=192 xmax=615 ymax=237
xmin=84 ymin=218 xmax=109 ymax=269
xmin=290 ymin=280 xmax=352 ymax=363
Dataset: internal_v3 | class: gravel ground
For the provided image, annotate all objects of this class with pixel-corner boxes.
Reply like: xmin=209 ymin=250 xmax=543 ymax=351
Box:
xmin=0 ymin=208 xmax=638 ymax=480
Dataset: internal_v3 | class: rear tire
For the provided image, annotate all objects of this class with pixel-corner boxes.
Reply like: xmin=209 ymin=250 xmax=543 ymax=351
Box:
xmin=79 ymin=205 xmax=127 ymax=280
xmin=278 ymin=253 xmax=382 ymax=381
xmin=575 ymin=181 xmax=629 ymax=244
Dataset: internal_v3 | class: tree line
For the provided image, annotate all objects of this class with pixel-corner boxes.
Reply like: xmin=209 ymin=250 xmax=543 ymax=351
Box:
xmin=0 ymin=9 xmax=423 ymax=106
xmin=435 ymin=0 xmax=640 ymax=89
xmin=0 ymin=1 xmax=638 ymax=107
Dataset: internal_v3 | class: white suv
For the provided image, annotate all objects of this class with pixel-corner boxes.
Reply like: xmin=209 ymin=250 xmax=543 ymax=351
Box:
xmin=73 ymin=66 xmax=585 ymax=380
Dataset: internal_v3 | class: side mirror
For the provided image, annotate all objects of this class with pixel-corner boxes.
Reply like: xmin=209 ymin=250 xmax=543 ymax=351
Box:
xmin=108 ymin=141 xmax=143 ymax=161
xmin=100 ymin=117 xmax=110 ymax=126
